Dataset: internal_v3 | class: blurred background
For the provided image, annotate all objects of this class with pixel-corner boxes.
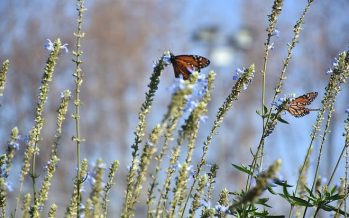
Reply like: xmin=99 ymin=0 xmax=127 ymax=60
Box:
xmin=1 ymin=0 xmax=349 ymax=216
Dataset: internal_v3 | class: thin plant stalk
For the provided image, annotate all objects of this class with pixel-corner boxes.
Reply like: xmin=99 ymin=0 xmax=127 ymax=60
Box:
xmin=72 ymin=1 xmax=86 ymax=217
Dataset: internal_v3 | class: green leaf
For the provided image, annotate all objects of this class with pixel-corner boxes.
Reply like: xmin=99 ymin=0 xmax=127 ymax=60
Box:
xmin=263 ymin=104 xmax=268 ymax=115
xmin=267 ymin=186 xmax=276 ymax=195
xmin=288 ymin=196 xmax=313 ymax=207
xmin=277 ymin=116 xmax=289 ymax=124
xmin=282 ymin=184 xmax=290 ymax=199
xmin=328 ymin=194 xmax=343 ymax=201
xmin=318 ymin=204 xmax=348 ymax=215
xmin=330 ymin=185 xmax=337 ymax=194
xmin=232 ymin=164 xmax=253 ymax=176
xmin=256 ymin=198 xmax=271 ymax=208
xmin=273 ymin=179 xmax=293 ymax=188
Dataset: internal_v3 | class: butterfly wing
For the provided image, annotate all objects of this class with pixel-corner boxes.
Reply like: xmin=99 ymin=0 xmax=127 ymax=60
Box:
xmin=290 ymin=92 xmax=318 ymax=106
xmin=171 ymin=54 xmax=210 ymax=79
xmin=174 ymin=55 xmax=210 ymax=69
xmin=172 ymin=59 xmax=191 ymax=79
xmin=287 ymin=92 xmax=318 ymax=117
xmin=287 ymin=107 xmax=311 ymax=117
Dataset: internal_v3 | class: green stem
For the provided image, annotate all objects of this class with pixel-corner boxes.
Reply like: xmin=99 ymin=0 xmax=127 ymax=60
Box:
xmin=72 ymin=1 xmax=86 ymax=216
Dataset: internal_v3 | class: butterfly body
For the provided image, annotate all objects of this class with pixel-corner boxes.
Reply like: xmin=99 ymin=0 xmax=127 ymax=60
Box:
xmin=169 ymin=53 xmax=210 ymax=80
xmin=284 ymin=92 xmax=318 ymax=117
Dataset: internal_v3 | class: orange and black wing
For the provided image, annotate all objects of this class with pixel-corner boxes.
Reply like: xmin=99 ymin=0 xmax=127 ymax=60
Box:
xmin=287 ymin=106 xmax=311 ymax=117
xmin=174 ymin=55 xmax=210 ymax=69
xmin=171 ymin=54 xmax=210 ymax=79
xmin=287 ymin=92 xmax=318 ymax=117
xmin=172 ymin=58 xmax=192 ymax=79
xmin=290 ymin=92 xmax=318 ymax=106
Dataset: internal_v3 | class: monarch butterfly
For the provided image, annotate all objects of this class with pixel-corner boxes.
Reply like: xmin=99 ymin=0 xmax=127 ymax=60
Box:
xmin=169 ymin=53 xmax=210 ymax=80
xmin=284 ymin=92 xmax=319 ymax=117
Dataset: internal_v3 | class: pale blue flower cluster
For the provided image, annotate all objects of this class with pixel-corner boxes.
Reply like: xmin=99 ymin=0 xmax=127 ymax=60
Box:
xmin=200 ymin=200 xmax=229 ymax=214
xmin=215 ymin=204 xmax=229 ymax=214
xmin=86 ymin=162 xmax=107 ymax=187
xmin=168 ymin=76 xmax=188 ymax=93
xmin=0 ymin=164 xmax=13 ymax=192
xmin=326 ymin=57 xmax=339 ymax=75
xmin=233 ymin=68 xmax=245 ymax=81
xmin=173 ymin=161 xmax=194 ymax=176
xmin=153 ymin=51 xmax=171 ymax=69
xmin=8 ymin=140 xmax=19 ymax=150
xmin=0 ymin=164 xmax=8 ymax=178
xmin=272 ymin=29 xmax=280 ymax=38
xmin=233 ymin=67 xmax=254 ymax=90
xmin=268 ymin=29 xmax=279 ymax=51
xmin=272 ymin=93 xmax=296 ymax=107
xmin=184 ymin=74 xmax=208 ymax=114
xmin=162 ymin=51 xmax=172 ymax=65
xmin=60 ymin=90 xmax=72 ymax=99
xmin=44 ymin=39 xmax=69 ymax=53
xmin=168 ymin=74 xmax=208 ymax=120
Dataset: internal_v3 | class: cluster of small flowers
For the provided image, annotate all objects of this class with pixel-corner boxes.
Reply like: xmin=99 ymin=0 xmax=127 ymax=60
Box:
xmin=233 ymin=67 xmax=254 ymax=90
xmin=345 ymin=106 xmax=349 ymax=114
xmin=86 ymin=162 xmax=107 ymax=186
xmin=60 ymin=90 xmax=72 ymax=99
xmin=233 ymin=68 xmax=245 ymax=81
xmin=169 ymin=163 xmax=194 ymax=189
xmin=184 ymin=74 xmax=208 ymax=114
xmin=8 ymin=139 xmax=20 ymax=150
xmin=272 ymin=29 xmax=280 ymax=38
xmin=153 ymin=51 xmax=172 ymax=69
xmin=173 ymin=161 xmax=194 ymax=177
xmin=271 ymin=93 xmax=296 ymax=107
xmin=162 ymin=51 xmax=172 ymax=65
xmin=268 ymin=29 xmax=280 ymax=51
xmin=326 ymin=57 xmax=339 ymax=75
xmin=43 ymin=159 xmax=59 ymax=170
xmin=87 ymin=172 xmax=97 ymax=186
xmin=215 ymin=204 xmax=229 ymax=214
xmin=167 ymin=76 xmax=189 ymax=93
xmin=44 ymin=39 xmax=69 ymax=53
xmin=168 ymin=73 xmax=208 ymax=118
xmin=201 ymin=200 xmax=229 ymax=214
xmin=0 ymin=165 xmax=13 ymax=192
xmin=0 ymin=164 xmax=8 ymax=178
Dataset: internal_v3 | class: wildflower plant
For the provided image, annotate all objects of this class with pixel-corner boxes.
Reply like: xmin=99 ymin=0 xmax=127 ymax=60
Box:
xmin=0 ymin=0 xmax=349 ymax=217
